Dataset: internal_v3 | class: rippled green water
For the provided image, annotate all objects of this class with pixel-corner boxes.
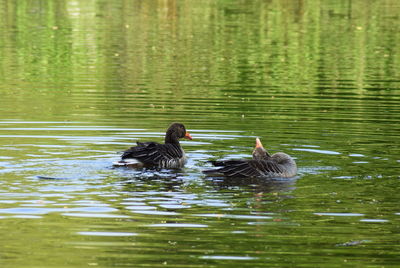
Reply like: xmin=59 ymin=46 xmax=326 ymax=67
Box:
xmin=1 ymin=0 xmax=400 ymax=267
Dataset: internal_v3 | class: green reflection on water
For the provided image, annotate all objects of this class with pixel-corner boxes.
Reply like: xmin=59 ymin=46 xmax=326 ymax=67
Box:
xmin=1 ymin=0 xmax=399 ymax=122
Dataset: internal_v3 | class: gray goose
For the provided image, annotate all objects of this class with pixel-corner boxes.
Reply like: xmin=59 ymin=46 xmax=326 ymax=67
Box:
xmin=114 ymin=123 xmax=192 ymax=169
xmin=203 ymin=138 xmax=297 ymax=178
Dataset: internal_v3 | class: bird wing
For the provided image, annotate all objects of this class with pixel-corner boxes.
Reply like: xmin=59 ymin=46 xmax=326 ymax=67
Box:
xmin=204 ymin=159 xmax=284 ymax=178
xmin=257 ymin=159 xmax=284 ymax=175
xmin=121 ymin=142 xmax=183 ymax=166
xmin=203 ymin=160 xmax=261 ymax=177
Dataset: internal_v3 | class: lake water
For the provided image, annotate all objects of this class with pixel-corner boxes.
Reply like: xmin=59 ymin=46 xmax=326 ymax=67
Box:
xmin=1 ymin=0 xmax=400 ymax=267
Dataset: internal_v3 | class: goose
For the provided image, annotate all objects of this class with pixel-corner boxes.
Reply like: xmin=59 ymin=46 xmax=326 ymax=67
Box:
xmin=114 ymin=123 xmax=192 ymax=168
xmin=203 ymin=138 xmax=297 ymax=178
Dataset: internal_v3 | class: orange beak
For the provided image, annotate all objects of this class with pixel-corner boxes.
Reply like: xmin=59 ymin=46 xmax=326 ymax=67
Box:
xmin=255 ymin=138 xmax=263 ymax=148
xmin=184 ymin=132 xmax=193 ymax=140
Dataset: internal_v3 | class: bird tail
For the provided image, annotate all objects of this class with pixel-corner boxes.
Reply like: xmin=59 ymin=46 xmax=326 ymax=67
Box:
xmin=202 ymin=168 xmax=216 ymax=174
xmin=202 ymin=168 xmax=226 ymax=177
xmin=207 ymin=160 xmax=226 ymax=166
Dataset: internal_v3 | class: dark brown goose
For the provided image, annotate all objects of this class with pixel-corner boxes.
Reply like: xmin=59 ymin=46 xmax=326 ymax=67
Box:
xmin=203 ymin=138 xmax=297 ymax=178
xmin=114 ymin=123 xmax=192 ymax=169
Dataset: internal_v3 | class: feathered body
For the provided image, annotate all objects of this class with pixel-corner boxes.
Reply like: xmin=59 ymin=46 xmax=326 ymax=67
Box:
xmin=121 ymin=142 xmax=187 ymax=168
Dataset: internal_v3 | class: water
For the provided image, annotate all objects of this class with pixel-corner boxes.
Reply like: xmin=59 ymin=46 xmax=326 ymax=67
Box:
xmin=1 ymin=0 xmax=400 ymax=267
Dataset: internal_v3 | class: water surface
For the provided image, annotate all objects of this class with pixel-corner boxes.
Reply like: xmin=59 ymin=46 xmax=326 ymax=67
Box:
xmin=1 ymin=1 xmax=400 ymax=267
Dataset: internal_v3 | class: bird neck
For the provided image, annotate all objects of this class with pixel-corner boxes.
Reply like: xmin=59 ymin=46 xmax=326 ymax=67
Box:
xmin=165 ymin=133 xmax=180 ymax=145
xmin=253 ymin=148 xmax=271 ymax=160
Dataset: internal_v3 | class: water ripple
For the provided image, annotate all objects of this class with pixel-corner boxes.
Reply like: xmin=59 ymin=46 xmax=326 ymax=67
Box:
xmin=148 ymin=223 xmax=208 ymax=228
xmin=78 ymin=232 xmax=138 ymax=237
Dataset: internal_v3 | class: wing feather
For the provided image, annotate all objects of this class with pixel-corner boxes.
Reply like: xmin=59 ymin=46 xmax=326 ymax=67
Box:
xmin=204 ymin=159 xmax=287 ymax=178
xmin=204 ymin=160 xmax=261 ymax=177
xmin=121 ymin=142 xmax=183 ymax=166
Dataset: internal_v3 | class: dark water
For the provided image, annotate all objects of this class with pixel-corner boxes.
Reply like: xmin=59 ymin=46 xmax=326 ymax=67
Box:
xmin=1 ymin=0 xmax=400 ymax=267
